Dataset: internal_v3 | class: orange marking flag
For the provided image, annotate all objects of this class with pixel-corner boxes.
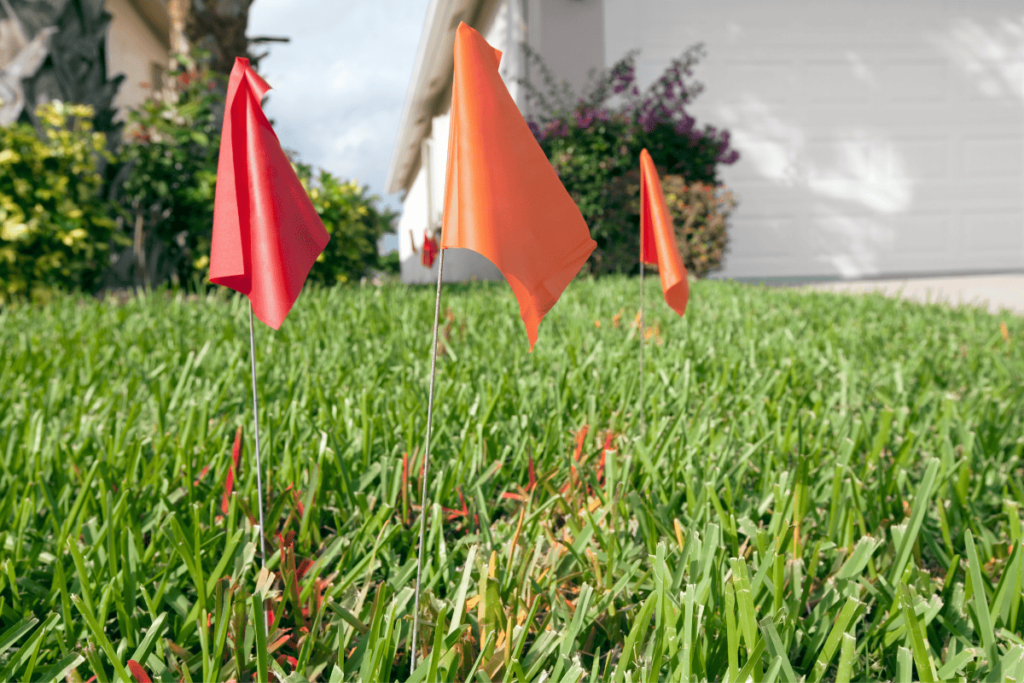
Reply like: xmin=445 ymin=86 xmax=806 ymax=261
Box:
xmin=210 ymin=58 xmax=330 ymax=329
xmin=441 ymin=23 xmax=596 ymax=350
xmin=639 ymin=149 xmax=689 ymax=316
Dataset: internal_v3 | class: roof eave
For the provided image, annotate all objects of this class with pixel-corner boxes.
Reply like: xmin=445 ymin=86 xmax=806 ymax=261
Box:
xmin=385 ymin=0 xmax=482 ymax=195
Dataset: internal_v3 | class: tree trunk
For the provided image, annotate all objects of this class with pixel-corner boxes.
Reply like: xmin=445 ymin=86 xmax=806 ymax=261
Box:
xmin=185 ymin=0 xmax=258 ymax=76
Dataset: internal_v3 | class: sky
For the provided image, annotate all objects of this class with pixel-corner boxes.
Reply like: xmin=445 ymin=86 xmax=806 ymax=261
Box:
xmin=248 ymin=0 xmax=431 ymax=215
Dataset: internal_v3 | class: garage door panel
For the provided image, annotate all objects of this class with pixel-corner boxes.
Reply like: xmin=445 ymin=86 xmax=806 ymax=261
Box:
xmin=909 ymin=180 xmax=1023 ymax=211
xmin=722 ymin=61 xmax=795 ymax=105
xmin=720 ymin=255 xmax=821 ymax=278
xmin=897 ymin=138 xmax=952 ymax=179
xmin=959 ymin=212 xmax=1024 ymax=251
xmin=961 ymin=137 xmax=1024 ymax=177
xmin=724 ymin=184 xmax=804 ymax=211
xmin=952 ymin=180 xmax=1024 ymax=210
xmin=726 ymin=215 xmax=800 ymax=259
xmin=611 ymin=0 xmax=1024 ymax=278
xmin=804 ymin=62 xmax=872 ymax=103
xmin=889 ymin=214 xmax=952 ymax=255
xmin=880 ymin=61 xmax=949 ymax=102
xmin=951 ymin=250 xmax=1024 ymax=273
xmin=802 ymin=136 xmax=897 ymax=179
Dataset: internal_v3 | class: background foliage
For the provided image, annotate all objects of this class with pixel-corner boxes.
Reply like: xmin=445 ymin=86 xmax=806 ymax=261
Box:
xmin=295 ymin=162 xmax=398 ymax=286
xmin=0 ymin=277 xmax=1022 ymax=681
xmin=116 ymin=54 xmax=224 ymax=288
xmin=0 ymin=52 xmax=395 ymax=302
xmin=606 ymin=170 xmax=736 ymax=278
xmin=0 ymin=102 xmax=121 ymax=303
xmin=523 ymin=45 xmax=740 ymax=277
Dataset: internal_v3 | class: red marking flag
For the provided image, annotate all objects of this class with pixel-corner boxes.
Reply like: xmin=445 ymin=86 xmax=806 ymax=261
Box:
xmin=210 ymin=58 xmax=329 ymax=329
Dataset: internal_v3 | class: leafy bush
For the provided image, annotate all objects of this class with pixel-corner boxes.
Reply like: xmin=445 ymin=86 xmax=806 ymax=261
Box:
xmin=523 ymin=45 xmax=739 ymax=276
xmin=294 ymin=163 xmax=398 ymax=285
xmin=115 ymin=54 xmax=224 ymax=288
xmin=118 ymin=52 xmax=396 ymax=288
xmin=2 ymin=52 xmax=399 ymax=299
xmin=0 ymin=102 xmax=120 ymax=303
xmin=606 ymin=168 xmax=736 ymax=277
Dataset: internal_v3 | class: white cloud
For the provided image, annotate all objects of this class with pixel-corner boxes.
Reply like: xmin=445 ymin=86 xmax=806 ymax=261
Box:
xmin=248 ymin=0 xmax=430 ymax=208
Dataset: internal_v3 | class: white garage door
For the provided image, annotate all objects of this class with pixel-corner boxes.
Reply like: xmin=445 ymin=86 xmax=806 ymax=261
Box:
xmin=604 ymin=0 xmax=1024 ymax=280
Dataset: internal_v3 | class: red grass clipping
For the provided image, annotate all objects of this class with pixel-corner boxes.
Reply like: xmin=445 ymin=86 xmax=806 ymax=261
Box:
xmin=221 ymin=425 xmax=243 ymax=514
xmin=639 ymin=148 xmax=689 ymax=317
xmin=210 ymin=58 xmax=330 ymax=330
xmin=441 ymin=23 xmax=596 ymax=350
xmin=127 ymin=660 xmax=152 ymax=683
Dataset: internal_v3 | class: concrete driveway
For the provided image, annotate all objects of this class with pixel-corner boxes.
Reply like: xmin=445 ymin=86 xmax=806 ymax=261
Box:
xmin=803 ymin=273 xmax=1024 ymax=317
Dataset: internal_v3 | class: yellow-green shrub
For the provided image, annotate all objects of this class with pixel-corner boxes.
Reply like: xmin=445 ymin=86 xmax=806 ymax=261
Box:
xmin=0 ymin=103 xmax=120 ymax=303
xmin=294 ymin=162 xmax=398 ymax=285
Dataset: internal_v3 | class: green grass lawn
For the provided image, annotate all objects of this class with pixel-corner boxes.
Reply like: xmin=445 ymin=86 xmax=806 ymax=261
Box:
xmin=1 ymin=276 xmax=1023 ymax=682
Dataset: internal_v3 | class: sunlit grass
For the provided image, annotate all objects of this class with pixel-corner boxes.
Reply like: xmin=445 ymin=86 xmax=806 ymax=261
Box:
xmin=0 ymin=276 xmax=1022 ymax=682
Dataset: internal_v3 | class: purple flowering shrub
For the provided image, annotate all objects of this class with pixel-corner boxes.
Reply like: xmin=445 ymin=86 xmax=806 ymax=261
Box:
xmin=521 ymin=44 xmax=739 ymax=276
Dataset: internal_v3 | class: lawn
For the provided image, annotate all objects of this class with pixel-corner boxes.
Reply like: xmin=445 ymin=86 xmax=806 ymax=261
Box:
xmin=0 ymin=276 xmax=1022 ymax=682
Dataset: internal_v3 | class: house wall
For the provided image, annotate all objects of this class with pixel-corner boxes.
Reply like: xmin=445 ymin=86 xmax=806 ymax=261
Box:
xmin=604 ymin=0 xmax=1024 ymax=280
xmin=400 ymin=0 xmax=614 ymax=285
xmin=398 ymin=0 xmax=529 ymax=285
xmin=397 ymin=165 xmax=428 ymax=275
xmin=397 ymin=144 xmax=504 ymax=285
xmin=526 ymin=0 xmax=604 ymax=105
xmin=106 ymin=0 xmax=170 ymax=114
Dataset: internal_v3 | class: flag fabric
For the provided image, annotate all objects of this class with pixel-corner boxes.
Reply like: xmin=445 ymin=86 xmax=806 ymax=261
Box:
xmin=441 ymin=23 xmax=596 ymax=350
xmin=210 ymin=57 xmax=330 ymax=330
xmin=422 ymin=232 xmax=439 ymax=268
xmin=639 ymin=149 xmax=689 ymax=316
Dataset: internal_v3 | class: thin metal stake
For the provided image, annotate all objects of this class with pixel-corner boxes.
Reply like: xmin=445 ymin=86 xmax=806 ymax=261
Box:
xmin=411 ymin=246 xmax=445 ymax=674
xmin=639 ymin=255 xmax=646 ymax=432
xmin=248 ymin=303 xmax=270 ymax=632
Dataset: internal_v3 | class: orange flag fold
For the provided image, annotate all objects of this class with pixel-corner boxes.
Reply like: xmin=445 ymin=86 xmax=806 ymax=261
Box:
xmin=210 ymin=57 xmax=330 ymax=330
xmin=441 ymin=23 xmax=596 ymax=350
xmin=640 ymin=149 xmax=689 ymax=316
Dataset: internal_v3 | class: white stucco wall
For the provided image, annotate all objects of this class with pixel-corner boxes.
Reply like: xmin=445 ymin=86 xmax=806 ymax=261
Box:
xmin=526 ymin=0 xmax=604 ymax=101
xmin=398 ymin=114 xmax=505 ymax=284
xmin=397 ymin=164 xmax=428 ymax=270
xmin=398 ymin=0 xmax=528 ymax=285
xmin=106 ymin=0 xmax=170 ymax=114
xmin=604 ymin=0 xmax=1024 ymax=280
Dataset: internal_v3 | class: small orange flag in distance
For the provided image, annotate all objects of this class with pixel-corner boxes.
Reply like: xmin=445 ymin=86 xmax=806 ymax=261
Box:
xmin=639 ymin=149 xmax=689 ymax=316
xmin=441 ymin=23 xmax=597 ymax=350
xmin=210 ymin=58 xmax=330 ymax=330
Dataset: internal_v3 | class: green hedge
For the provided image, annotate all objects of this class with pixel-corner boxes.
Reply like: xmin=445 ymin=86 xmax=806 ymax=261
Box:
xmin=294 ymin=163 xmax=397 ymax=286
xmin=0 ymin=103 xmax=121 ymax=303
xmin=116 ymin=57 xmax=224 ymax=288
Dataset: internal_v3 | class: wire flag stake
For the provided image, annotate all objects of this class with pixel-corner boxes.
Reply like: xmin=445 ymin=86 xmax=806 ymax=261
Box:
xmin=248 ymin=302 xmax=270 ymax=632
xmin=410 ymin=245 xmax=446 ymax=674
xmin=639 ymin=239 xmax=646 ymax=432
